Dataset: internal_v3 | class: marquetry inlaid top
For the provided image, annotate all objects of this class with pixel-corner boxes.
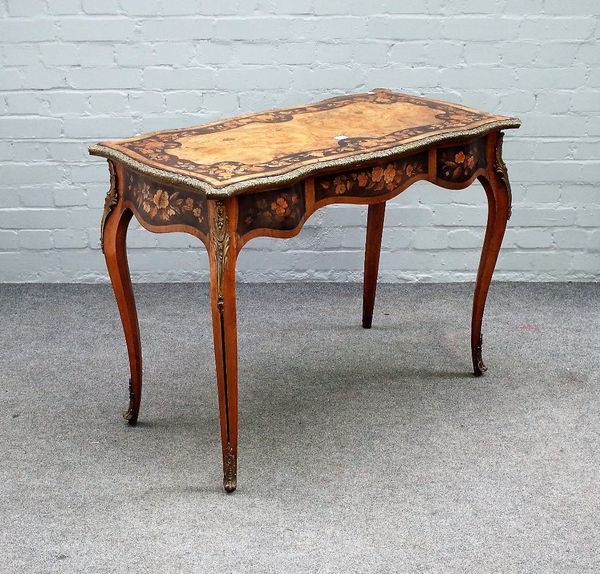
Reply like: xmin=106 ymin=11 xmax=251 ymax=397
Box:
xmin=89 ymin=88 xmax=520 ymax=197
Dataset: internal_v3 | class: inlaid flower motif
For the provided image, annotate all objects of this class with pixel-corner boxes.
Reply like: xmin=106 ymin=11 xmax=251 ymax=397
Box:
xmin=241 ymin=189 xmax=304 ymax=231
xmin=384 ymin=164 xmax=396 ymax=184
xmin=129 ymin=174 xmax=205 ymax=226
xmin=272 ymin=197 xmax=288 ymax=216
xmin=334 ymin=176 xmax=348 ymax=195
xmin=316 ymin=155 xmax=427 ymax=198
xmin=372 ymin=166 xmax=384 ymax=183
xmin=439 ymin=143 xmax=483 ymax=181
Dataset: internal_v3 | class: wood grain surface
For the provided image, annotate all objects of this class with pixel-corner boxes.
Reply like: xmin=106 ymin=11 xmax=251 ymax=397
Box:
xmin=90 ymin=89 xmax=520 ymax=196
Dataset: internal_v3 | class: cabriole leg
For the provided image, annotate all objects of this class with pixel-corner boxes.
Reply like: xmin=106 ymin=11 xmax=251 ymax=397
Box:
xmin=362 ymin=202 xmax=386 ymax=328
xmin=208 ymin=199 xmax=239 ymax=492
xmin=102 ymin=191 xmax=143 ymax=425
xmin=472 ymin=132 xmax=512 ymax=376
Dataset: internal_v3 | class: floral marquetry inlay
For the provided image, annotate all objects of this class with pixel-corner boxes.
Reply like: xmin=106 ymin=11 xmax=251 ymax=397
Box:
xmin=90 ymin=89 xmax=520 ymax=196
xmin=315 ymin=152 xmax=428 ymax=201
xmin=124 ymin=171 xmax=208 ymax=234
xmin=237 ymin=185 xmax=305 ymax=235
xmin=436 ymin=137 xmax=486 ymax=183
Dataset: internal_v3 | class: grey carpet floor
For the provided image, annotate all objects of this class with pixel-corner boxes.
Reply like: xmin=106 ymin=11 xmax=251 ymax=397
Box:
xmin=0 ymin=282 xmax=599 ymax=573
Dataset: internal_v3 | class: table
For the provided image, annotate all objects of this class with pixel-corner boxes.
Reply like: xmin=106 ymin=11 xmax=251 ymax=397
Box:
xmin=89 ymin=89 xmax=520 ymax=492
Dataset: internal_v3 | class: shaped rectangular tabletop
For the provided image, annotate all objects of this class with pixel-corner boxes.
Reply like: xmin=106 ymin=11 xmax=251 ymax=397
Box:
xmin=89 ymin=88 xmax=520 ymax=197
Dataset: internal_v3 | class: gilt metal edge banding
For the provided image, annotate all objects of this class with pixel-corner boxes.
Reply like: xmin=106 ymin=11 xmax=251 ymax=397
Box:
xmin=100 ymin=160 xmax=118 ymax=253
xmin=211 ymin=200 xmax=230 ymax=311
xmin=88 ymin=119 xmax=521 ymax=198
xmin=493 ymin=132 xmax=513 ymax=220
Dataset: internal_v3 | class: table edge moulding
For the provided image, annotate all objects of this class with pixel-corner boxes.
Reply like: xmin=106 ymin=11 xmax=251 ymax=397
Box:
xmin=89 ymin=88 xmax=521 ymax=492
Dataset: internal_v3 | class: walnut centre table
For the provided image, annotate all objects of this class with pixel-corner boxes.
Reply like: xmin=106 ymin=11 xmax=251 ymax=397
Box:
xmin=89 ymin=89 xmax=520 ymax=492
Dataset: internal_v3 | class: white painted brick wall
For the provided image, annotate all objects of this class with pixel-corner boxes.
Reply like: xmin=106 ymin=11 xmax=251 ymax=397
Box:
xmin=0 ymin=0 xmax=598 ymax=283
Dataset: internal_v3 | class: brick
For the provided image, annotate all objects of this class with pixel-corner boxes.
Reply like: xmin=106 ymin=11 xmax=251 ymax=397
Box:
xmin=19 ymin=187 xmax=55 ymax=207
xmin=0 ymin=189 xmax=21 ymax=208
xmin=81 ymin=0 xmax=120 ymax=14
xmin=0 ymin=230 xmax=18 ymax=250
xmin=216 ymin=66 xmax=290 ymax=90
xmin=571 ymin=253 xmax=600 ymax=273
xmin=40 ymin=43 xmax=81 ymax=66
xmin=573 ymin=142 xmax=600 ymax=161
xmin=448 ymin=229 xmax=483 ymax=249
xmin=140 ymin=18 xmax=213 ymax=41
xmin=432 ymin=206 xmax=487 ymax=227
xmin=0 ymin=116 xmax=62 ymax=139
xmin=2 ymin=44 xmax=40 ymax=65
xmin=59 ymin=18 xmax=136 ymax=42
xmin=0 ymin=251 xmax=64 ymax=282
xmin=214 ymin=17 xmax=291 ymax=41
xmin=69 ymin=164 xmax=112 ymax=183
xmin=164 ymin=92 xmax=203 ymax=113
xmin=77 ymin=44 xmax=115 ymax=67
xmin=352 ymin=42 xmax=390 ymax=65
xmin=0 ymin=19 xmax=57 ymax=42
xmin=520 ymin=17 xmax=596 ymax=41
xmin=274 ymin=43 xmax=314 ymax=65
xmin=18 ymin=229 xmax=54 ymax=250
xmin=292 ymin=66 xmax=363 ymax=90
xmin=514 ymin=229 xmax=553 ymax=249
xmin=47 ymin=141 xmax=89 ymax=162
xmin=553 ymin=229 xmax=590 ymax=249
xmin=20 ymin=66 xmax=67 ymax=89
xmin=525 ymin=185 xmax=561 ymax=203
xmin=367 ymin=16 xmax=442 ymax=40
xmin=138 ymin=114 xmax=207 ymax=133
xmin=144 ymin=67 xmax=216 ymax=90
xmin=63 ymin=115 xmax=136 ymax=138
xmin=87 ymin=92 xmax=128 ymax=114
xmin=235 ymin=43 xmax=277 ymax=65
xmin=0 ymin=208 xmax=71 ymax=229
xmin=68 ymin=67 xmax=142 ymax=89
xmin=386 ymin=206 xmax=434 ymax=227
xmin=4 ymin=92 xmax=47 ymax=115
xmin=147 ymin=43 xmax=194 ymax=66
xmin=45 ymin=91 xmax=90 ymax=114
xmin=514 ymin=65 xmax=588 ymax=90
xmin=0 ymin=69 xmax=21 ymax=90
xmin=589 ymin=230 xmax=600 ymax=250
xmin=500 ymin=251 xmax=573 ymax=272
xmin=7 ymin=0 xmax=47 ymax=16
xmin=575 ymin=208 xmax=600 ymax=227
xmin=561 ymin=185 xmax=597 ymax=203
xmin=47 ymin=0 xmax=82 ymax=15
xmin=53 ymin=229 xmax=88 ymax=249
xmin=120 ymin=0 xmax=162 ymax=15
xmin=510 ymin=208 xmax=576 ymax=227
xmin=129 ymin=92 xmax=165 ymax=113
xmin=413 ymin=228 xmax=449 ymax=249
xmin=54 ymin=187 xmax=88 ymax=207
